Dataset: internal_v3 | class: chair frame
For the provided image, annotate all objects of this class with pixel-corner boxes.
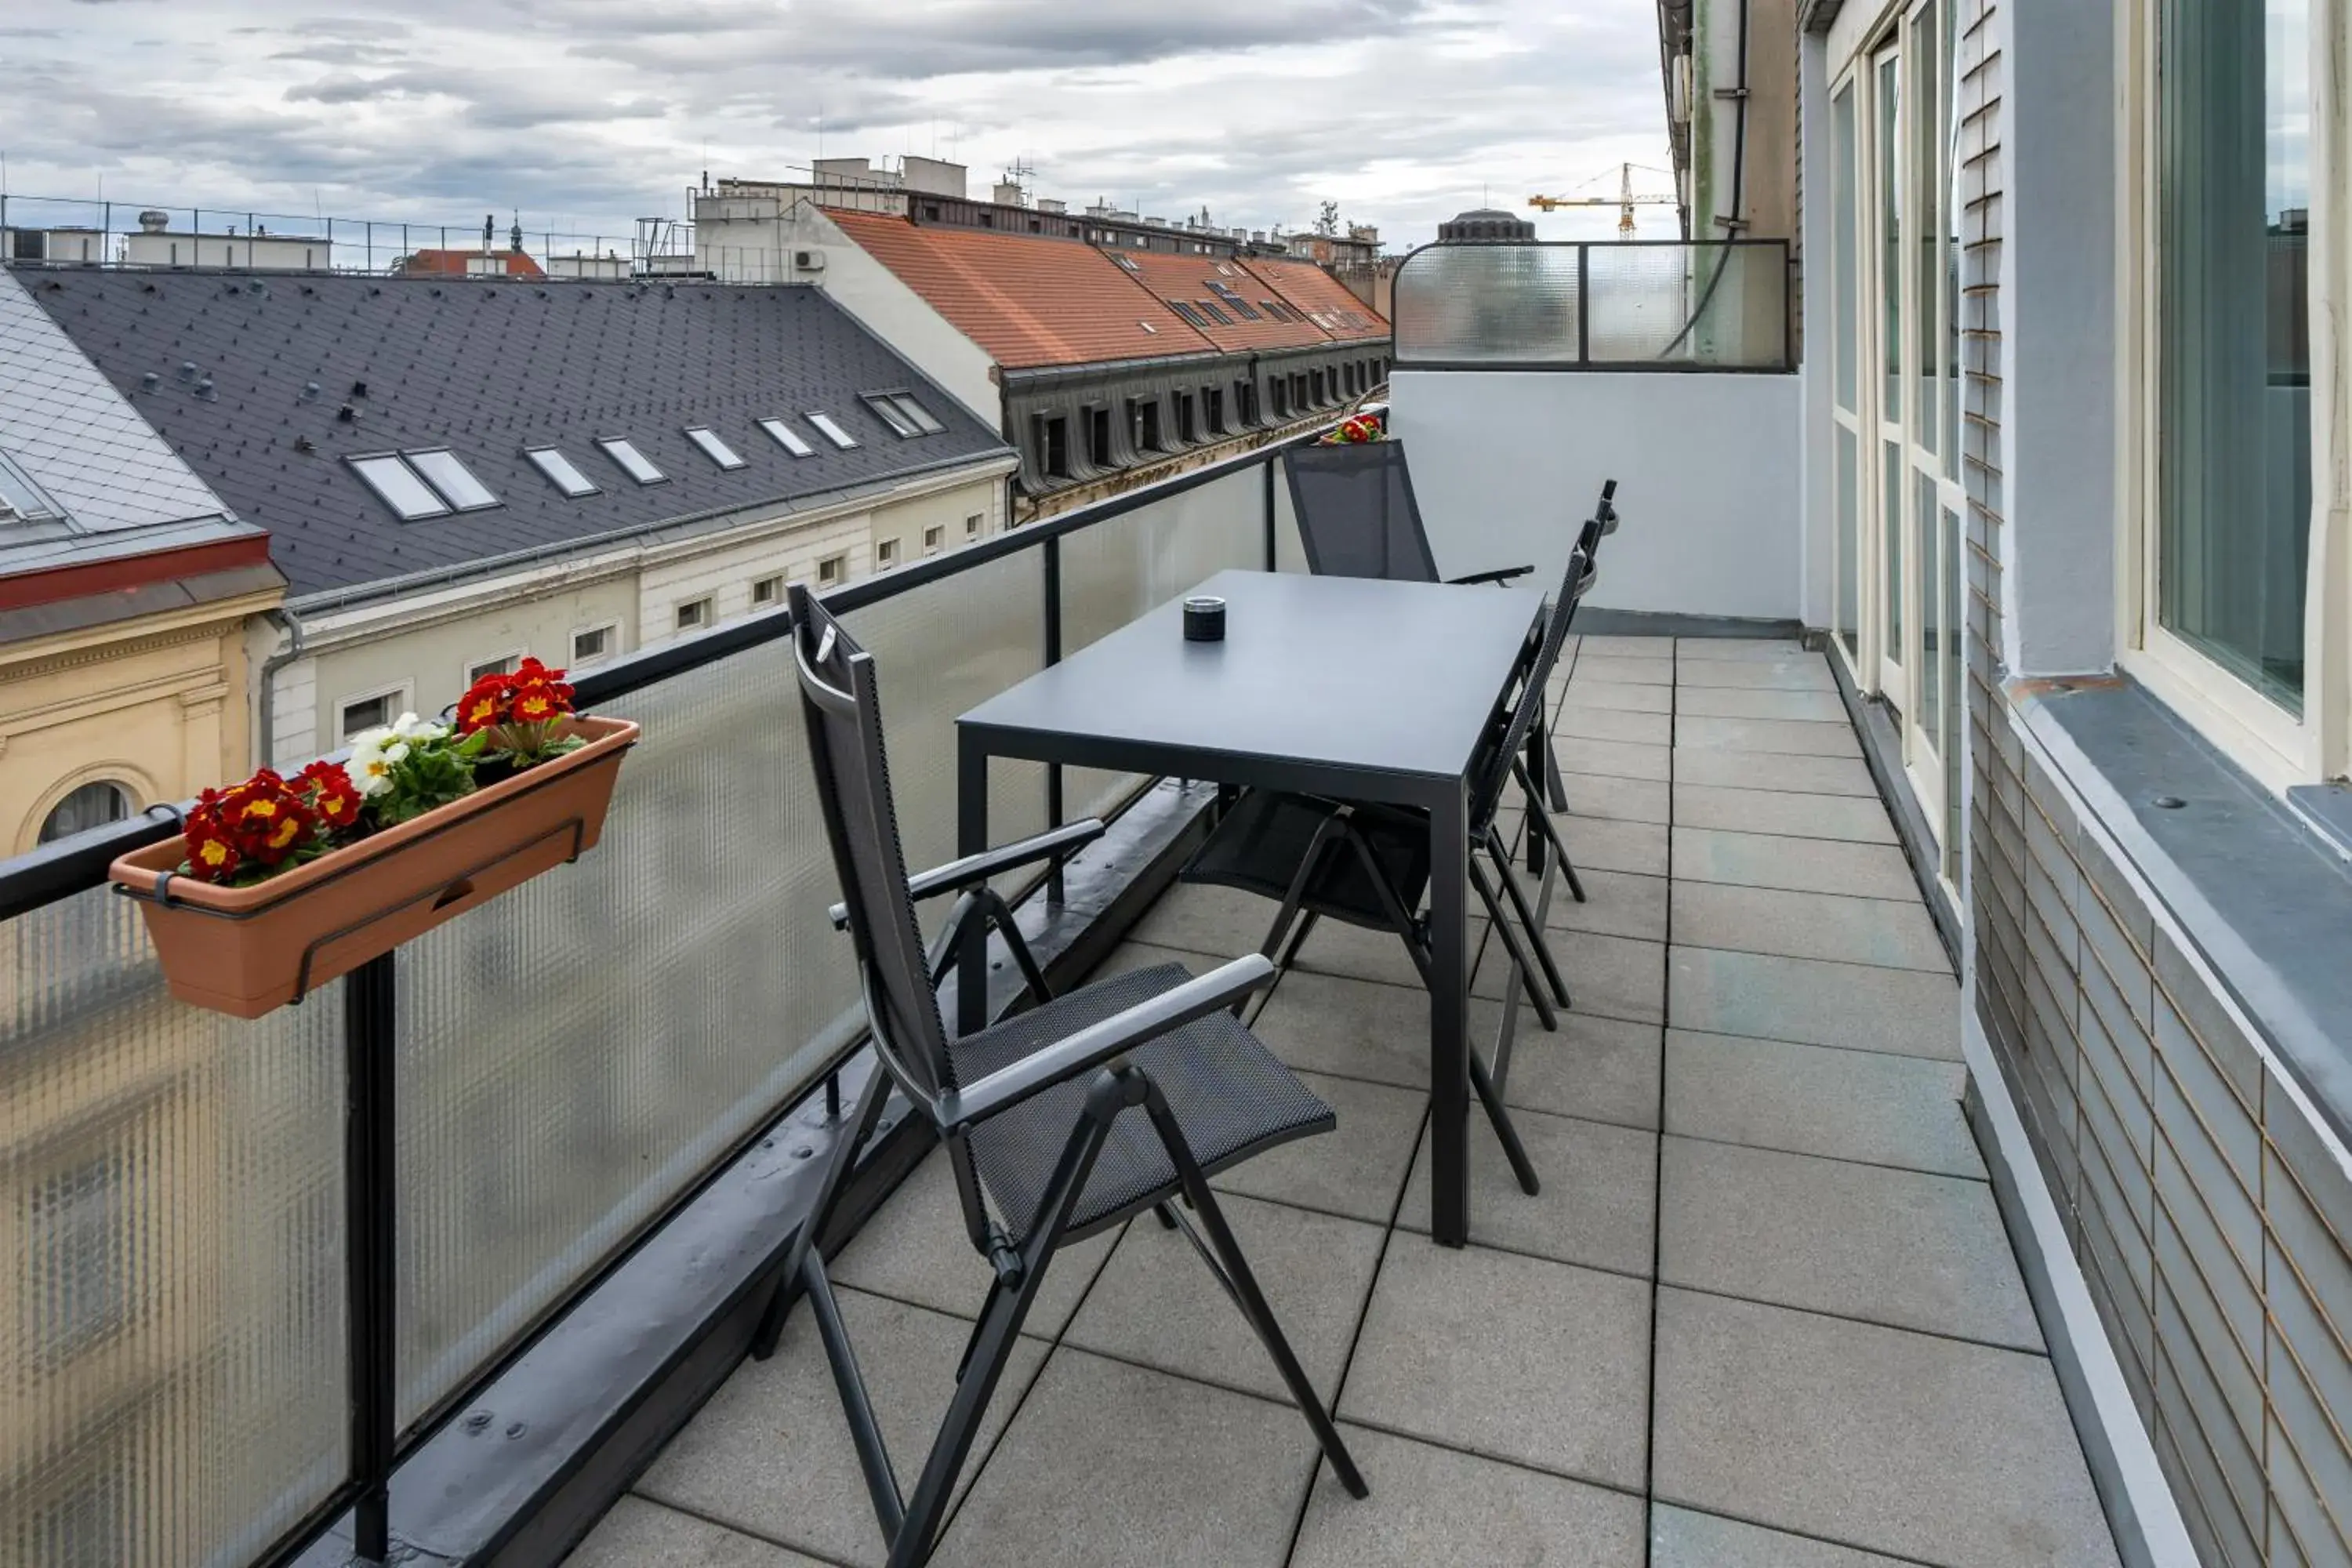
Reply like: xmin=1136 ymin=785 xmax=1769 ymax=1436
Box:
xmin=1285 ymin=439 xmax=1536 ymax=588
xmin=755 ymin=586 xmax=1366 ymax=1568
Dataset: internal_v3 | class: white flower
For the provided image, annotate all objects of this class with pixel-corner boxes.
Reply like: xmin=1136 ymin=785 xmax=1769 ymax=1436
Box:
xmin=346 ymin=727 xmax=410 ymax=797
xmin=391 ymin=710 xmax=445 ymax=741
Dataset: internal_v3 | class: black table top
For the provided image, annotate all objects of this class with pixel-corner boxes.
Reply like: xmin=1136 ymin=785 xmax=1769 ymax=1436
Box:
xmin=960 ymin=569 xmax=1547 ymax=785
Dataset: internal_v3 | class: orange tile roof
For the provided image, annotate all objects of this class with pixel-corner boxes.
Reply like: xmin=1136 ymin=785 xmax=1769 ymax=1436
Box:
xmin=1112 ymin=251 xmax=1334 ymax=352
xmin=828 ymin=209 xmax=1217 ymax=369
xmin=398 ymin=248 xmax=549 ymax=279
xmin=1240 ymin=256 xmax=1388 ymax=341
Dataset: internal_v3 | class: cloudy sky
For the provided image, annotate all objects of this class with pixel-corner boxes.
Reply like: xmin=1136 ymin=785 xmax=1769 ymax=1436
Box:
xmin=0 ymin=1 xmax=1671 ymax=252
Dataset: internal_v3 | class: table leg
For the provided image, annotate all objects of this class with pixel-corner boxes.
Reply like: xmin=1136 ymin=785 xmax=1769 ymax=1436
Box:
xmin=956 ymin=734 xmax=989 ymax=1038
xmin=1428 ymin=782 xmax=1471 ymax=1247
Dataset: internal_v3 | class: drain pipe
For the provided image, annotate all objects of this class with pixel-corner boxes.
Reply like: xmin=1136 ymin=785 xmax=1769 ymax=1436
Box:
xmin=255 ymin=605 xmax=305 ymax=771
xmin=1659 ymin=0 xmax=1755 ymax=359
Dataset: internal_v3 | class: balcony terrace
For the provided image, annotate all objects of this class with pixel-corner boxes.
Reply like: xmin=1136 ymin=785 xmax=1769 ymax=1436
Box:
xmin=0 ymin=238 xmax=2215 ymax=1568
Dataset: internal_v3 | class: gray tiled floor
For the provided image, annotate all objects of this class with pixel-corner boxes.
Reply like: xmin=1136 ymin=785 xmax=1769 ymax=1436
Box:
xmin=570 ymin=635 xmax=2121 ymax=1568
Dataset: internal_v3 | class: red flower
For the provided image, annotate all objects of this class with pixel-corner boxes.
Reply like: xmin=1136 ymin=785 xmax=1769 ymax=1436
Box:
xmin=184 ymin=826 xmax=242 ymax=882
xmin=456 ymin=671 xmax=513 ymax=736
xmin=460 ymin=658 xmax=577 ymax=748
xmin=298 ymin=760 xmax=361 ymax=828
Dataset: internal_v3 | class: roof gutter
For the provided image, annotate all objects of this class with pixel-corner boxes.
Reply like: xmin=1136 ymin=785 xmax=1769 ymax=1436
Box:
xmin=284 ymin=446 xmax=1015 ymax=616
xmin=256 ymin=604 xmax=305 ymax=768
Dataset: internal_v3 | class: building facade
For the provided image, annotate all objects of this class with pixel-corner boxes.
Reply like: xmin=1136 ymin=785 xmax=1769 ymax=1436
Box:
xmin=1788 ymin=2 xmax=2352 ymax=1563
xmin=0 ymin=267 xmax=284 ymax=854
xmin=24 ymin=270 xmax=1015 ymax=771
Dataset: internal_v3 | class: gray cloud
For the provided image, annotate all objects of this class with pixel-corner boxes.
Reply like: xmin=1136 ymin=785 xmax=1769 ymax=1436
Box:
xmin=0 ymin=0 xmax=1667 ymax=249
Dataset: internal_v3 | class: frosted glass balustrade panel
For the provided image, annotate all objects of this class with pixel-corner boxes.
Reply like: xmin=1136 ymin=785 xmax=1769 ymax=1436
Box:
xmin=390 ymin=639 xmax=862 ymax=1428
xmin=1393 ymin=246 xmax=1582 ymax=364
xmin=1061 ymin=469 xmax=1265 ymax=818
xmin=2 ymin=887 xmax=347 ymax=1567
xmin=843 ymin=546 xmax=1051 ymax=930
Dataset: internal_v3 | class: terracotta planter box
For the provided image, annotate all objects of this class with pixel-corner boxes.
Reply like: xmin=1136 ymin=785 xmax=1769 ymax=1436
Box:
xmin=108 ymin=717 xmax=640 ymax=1019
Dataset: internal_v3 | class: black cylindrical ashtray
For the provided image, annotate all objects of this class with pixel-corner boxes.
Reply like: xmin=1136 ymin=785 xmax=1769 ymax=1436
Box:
xmin=1182 ymin=595 xmax=1227 ymax=641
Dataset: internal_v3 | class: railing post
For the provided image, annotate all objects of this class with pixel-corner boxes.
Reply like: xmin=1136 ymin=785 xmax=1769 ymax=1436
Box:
xmin=1262 ymin=453 xmax=1277 ymax=572
xmin=1577 ymin=244 xmax=1591 ymax=365
xmin=345 ymin=952 xmax=400 ymax=1564
xmin=1043 ymin=536 xmax=1065 ymax=904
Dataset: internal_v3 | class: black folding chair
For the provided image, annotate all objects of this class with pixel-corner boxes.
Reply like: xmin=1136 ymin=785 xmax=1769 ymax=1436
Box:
xmin=1182 ymin=545 xmax=1598 ymax=1200
xmin=1286 ymin=440 xmax=1535 ymax=587
xmin=754 ymin=586 xmax=1367 ymax=1568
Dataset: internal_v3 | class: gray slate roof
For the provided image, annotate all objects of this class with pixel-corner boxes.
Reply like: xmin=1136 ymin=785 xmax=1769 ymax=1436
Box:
xmin=21 ymin=268 xmax=1011 ymax=598
xmin=0 ymin=267 xmax=257 ymax=577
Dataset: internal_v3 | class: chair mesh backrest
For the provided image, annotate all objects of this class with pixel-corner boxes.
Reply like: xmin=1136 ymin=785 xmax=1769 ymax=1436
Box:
xmin=1285 ymin=441 xmax=1441 ymax=583
xmin=1471 ymin=545 xmax=1593 ymax=830
xmin=789 ymin=586 xmax=954 ymax=1106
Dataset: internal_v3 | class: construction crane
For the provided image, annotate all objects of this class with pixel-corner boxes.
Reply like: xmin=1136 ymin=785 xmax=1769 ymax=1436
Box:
xmin=1528 ymin=162 xmax=1679 ymax=238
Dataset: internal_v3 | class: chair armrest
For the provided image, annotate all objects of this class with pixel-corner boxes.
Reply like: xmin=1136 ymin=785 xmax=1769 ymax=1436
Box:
xmin=1448 ymin=564 xmax=1536 ymax=587
xmin=937 ymin=955 xmax=1276 ymax=1131
xmin=830 ymin=818 xmax=1106 ymax=930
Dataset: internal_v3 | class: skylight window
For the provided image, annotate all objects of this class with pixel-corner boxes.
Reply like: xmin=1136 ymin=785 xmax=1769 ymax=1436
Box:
xmin=1195 ymin=298 xmax=1234 ymax=325
xmin=1167 ymin=299 xmax=1205 ymax=327
xmin=685 ymin=426 xmax=746 ymax=470
xmin=864 ymin=397 xmax=920 ymax=438
xmin=892 ymin=395 xmax=943 ymax=434
xmin=760 ymin=417 xmax=815 ymax=457
xmin=526 ymin=446 xmax=599 ymax=497
xmin=348 ymin=454 xmax=449 ymax=521
xmin=406 ymin=448 xmax=499 ymax=511
xmin=805 ymin=412 xmax=860 ymax=450
xmin=597 ymin=437 xmax=666 ymax=485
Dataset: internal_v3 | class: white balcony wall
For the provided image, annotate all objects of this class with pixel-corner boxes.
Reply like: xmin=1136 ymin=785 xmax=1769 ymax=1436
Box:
xmin=1388 ymin=368 xmax=1805 ymax=622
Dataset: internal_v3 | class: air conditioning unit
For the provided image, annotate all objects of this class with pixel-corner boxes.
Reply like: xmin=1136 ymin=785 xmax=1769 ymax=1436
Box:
xmin=793 ymin=249 xmax=826 ymax=271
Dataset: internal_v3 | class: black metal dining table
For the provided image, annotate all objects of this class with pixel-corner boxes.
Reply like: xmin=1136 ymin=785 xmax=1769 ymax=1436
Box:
xmin=955 ymin=567 xmax=1549 ymax=1246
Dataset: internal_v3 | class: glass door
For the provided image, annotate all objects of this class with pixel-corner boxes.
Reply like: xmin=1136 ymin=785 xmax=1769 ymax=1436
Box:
xmin=1871 ymin=42 xmax=1909 ymax=712
xmin=1831 ymin=77 xmax=1865 ymax=670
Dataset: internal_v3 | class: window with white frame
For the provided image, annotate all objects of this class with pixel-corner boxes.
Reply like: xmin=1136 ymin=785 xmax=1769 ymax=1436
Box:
xmin=674 ymin=597 xmax=712 ymax=632
xmin=466 ymin=652 xmax=522 ymax=684
xmin=751 ymin=574 xmax=784 ymax=607
xmin=966 ymin=513 xmax=982 ymax=538
xmin=339 ymin=687 xmax=408 ymax=739
xmin=818 ymin=554 xmax=845 ymax=584
xmin=924 ymin=524 xmax=944 ymax=554
xmin=571 ymin=624 xmax=616 ymax=666
xmin=2133 ymin=0 xmax=2314 ymax=742
xmin=877 ymin=538 xmax=899 ymax=568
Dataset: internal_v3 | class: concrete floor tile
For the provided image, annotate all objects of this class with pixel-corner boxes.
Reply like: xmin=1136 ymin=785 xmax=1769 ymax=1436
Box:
xmin=1479 ymin=927 xmax=1664 ymax=1026
xmin=1581 ymin=633 xmax=1678 ymax=658
xmin=1550 ymin=736 xmax=1673 ymax=782
xmin=831 ymin=1151 xmax=1120 ymax=1337
xmin=1671 ymin=827 xmax=1918 ymax=902
xmin=1673 ymin=656 xmax=1838 ymax=693
xmin=1670 ymin=747 xmax=1877 ymax=798
xmin=1675 ymin=714 xmax=1863 ymax=758
xmin=1063 ymin=1192 xmax=1385 ymax=1403
xmin=1399 ymin=1107 xmax=1658 ymax=1276
xmin=1291 ymin=909 xmax=1499 ymax=994
xmin=1342 ymin=1243 xmax=1652 ymax=1490
xmin=1672 ymin=637 xmax=1806 ymax=661
xmin=1559 ymin=771 xmax=1671 ymax=825
xmin=1210 ymin=1069 xmax=1425 ymax=1225
xmin=1251 ymin=965 xmax=1505 ymax=1091
xmin=1659 ymin=1138 xmax=2042 ymax=1349
xmin=1543 ymin=867 xmax=1668 ymax=943
xmin=1130 ymin=880 xmax=1291 ymax=960
xmin=1672 ymin=784 xmax=1896 ymax=845
xmin=1668 ymin=948 xmax=1958 ymax=1059
xmin=1652 ymin=1290 xmax=2121 ymax=1568
xmin=1559 ymin=813 xmax=1670 ymax=877
xmin=1565 ymin=680 xmax=1676 ymax=715
xmin=1675 ymin=686 xmax=1849 ymax=724
xmin=570 ymin=1497 xmax=829 ymax=1568
xmin=1663 ymin=1030 xmax=1980 ymax=1178
xmin=1650 ymin=1504 xmax=1925 ymax=1568
xmin=1499 ymin=1011 xmax=1664 ymax=1130
xmin=1292 ymin=1425 xmax=1646 ymax=1568
xmin=936 ymin=1348 xmax=1318 ymax=1568
xmin=1671 ymin=883 xmax=1951 ymax=974
xmin=1558 ymin=704 xmax=1675 ymax=746
xmin=1568 ymin=653 xmax=1676 ymax=688
xmin=637 ymin=1286 xmax=1047 ymax=1567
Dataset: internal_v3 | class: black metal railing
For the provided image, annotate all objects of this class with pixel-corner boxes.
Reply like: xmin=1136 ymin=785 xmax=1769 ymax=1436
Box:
xmin=1390 ymin=238 xmax=1794 ymax=372
xmin=0 ymin=421 xmax=1331 ymax=1568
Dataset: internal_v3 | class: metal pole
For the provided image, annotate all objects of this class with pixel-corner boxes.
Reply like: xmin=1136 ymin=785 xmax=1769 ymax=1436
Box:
xmin=1261 ymin=452 xmax=1278 ymax=571
xmin=344 ymin=952 xmax=399 ymax=1564
xmin=1577 ymin=244 xmax=1591 ymax=365
xmin=1043 ymin=537 xmax=1065 ymax=904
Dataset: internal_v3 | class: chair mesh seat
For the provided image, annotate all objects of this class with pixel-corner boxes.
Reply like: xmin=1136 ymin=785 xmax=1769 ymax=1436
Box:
xmin=952 ymin=963 xmax=1334 ymax=1244
xmin=1184 ymin=789 xmax=1433 ymax=931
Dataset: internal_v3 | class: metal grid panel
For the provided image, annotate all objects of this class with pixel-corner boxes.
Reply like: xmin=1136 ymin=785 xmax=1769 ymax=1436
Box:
xmin=390 ymin=639 xmax=862 ymax=1428
xmin=1 ymin=887 xmax=347 ymax=1567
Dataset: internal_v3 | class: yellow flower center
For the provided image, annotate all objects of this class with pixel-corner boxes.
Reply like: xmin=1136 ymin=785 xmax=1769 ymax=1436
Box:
xmin=198 ymin=840 xmax=230 ymax=866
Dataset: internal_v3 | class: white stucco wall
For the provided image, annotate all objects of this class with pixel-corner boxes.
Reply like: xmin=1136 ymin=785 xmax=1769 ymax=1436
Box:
xmin=1388 ymin=368 xmax=1806 ymax=621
